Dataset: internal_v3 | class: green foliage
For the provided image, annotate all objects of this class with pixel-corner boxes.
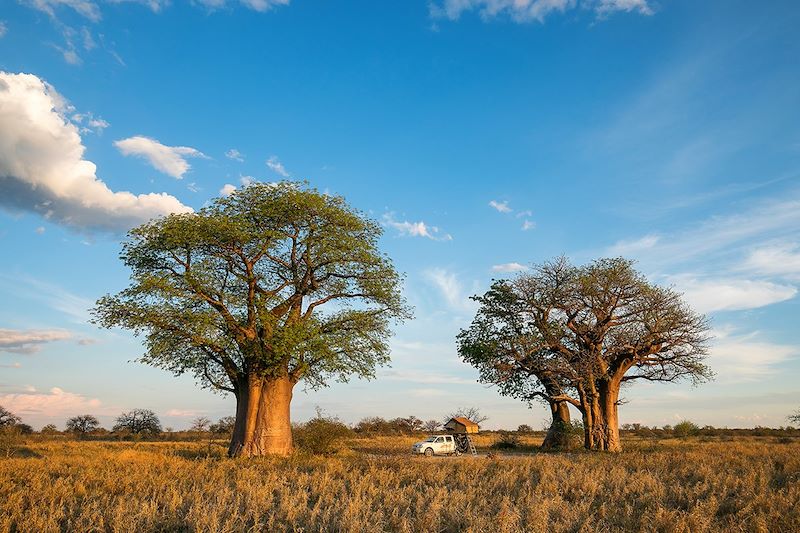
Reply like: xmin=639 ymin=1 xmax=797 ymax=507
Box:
xmin=294 ymin=414 xmax=353 ymax=455
xmin=354 ymin=416 xmax=424 ymax=435
xmin=93 ymin=182 xmax=410 ymax=395
xmin=673 ymin=420 xmax=701 ymax=438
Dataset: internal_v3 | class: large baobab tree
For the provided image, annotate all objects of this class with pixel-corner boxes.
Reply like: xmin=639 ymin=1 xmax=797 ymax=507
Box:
xmin=460 ymin=257 xmax=712 ymax=452
xmin=94 ymin=182 xmax=409 ymax=457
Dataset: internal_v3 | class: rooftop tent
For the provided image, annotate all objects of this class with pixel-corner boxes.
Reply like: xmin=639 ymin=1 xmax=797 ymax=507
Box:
xmin=444 ymin=417 xmax=479 ymax=434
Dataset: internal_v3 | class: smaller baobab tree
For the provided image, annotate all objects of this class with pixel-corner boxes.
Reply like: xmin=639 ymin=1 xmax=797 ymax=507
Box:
xmin=458 ymin=282 xmax=576 ymax=449
xmin=66 ymin=414 xmax=101 ymax=436
xmin=460 ymin=257 xmax=712 ymax=452
xmin=113 ymin=409 xmax=162 ymax=435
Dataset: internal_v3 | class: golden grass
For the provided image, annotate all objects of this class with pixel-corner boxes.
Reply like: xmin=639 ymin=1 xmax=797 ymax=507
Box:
xmin=1 ymin=436 xmax=798 ymax=532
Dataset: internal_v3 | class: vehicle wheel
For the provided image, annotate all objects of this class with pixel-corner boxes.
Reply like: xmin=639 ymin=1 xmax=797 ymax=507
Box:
xmin=424 ymin=447 xmax=434 ymax=457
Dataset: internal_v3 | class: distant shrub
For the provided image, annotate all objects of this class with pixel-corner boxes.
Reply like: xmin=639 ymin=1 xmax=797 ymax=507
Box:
xmin=491 ymin=431 xmax=521 ymax=450
xmin=0 ymin=426 xmax=22 ymax=458
xmin=295 ymin=414 xmax=353 ymax=455
xmin=673 ymin=420 xmax=700 ymax=438
xmin=40 ymin=424 xmax=60 ymax=435
xmin=517 ymin=424 xmax=533 ymax=433
xmin=210 ymin=416 xmax=236 ymax=435
xmin=354 ymin=416 xmax=423 ymax=435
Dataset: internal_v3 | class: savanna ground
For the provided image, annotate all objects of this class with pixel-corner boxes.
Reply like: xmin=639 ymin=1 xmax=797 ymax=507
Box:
xmin=1 ymin=433 xmax=799 ymax=532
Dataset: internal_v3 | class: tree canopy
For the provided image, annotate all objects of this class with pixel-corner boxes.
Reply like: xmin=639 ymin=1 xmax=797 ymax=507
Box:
xmin=459 ymin=257 xmax=712 ymax=451
xmin=93 ymin=182 xmax=410 ymax=456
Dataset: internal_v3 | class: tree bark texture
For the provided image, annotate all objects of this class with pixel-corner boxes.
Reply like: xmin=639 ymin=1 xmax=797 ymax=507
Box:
xmin=541 ymin=401 xmax=572 ymax=450
xmin=229 ymin=374 xmax=294 ymax=457
xmin=582 ymin=379 xmax=622 ymax=452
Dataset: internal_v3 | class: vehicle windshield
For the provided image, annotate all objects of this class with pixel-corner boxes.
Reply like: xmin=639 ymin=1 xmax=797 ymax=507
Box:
xmin=423 ymin=436 xmax=437 ymax=442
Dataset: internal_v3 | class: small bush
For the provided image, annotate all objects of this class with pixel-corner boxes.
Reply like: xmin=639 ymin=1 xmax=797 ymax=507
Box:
xmin=294 ymin=414 xmax=353 ymax=455
xmin=673 ymin=420 xmax=700 ymax=438
xmin=491 ymin=431 xmax=521 ymax=450
xmin=0 ymin=426 xmax=22 ymax=458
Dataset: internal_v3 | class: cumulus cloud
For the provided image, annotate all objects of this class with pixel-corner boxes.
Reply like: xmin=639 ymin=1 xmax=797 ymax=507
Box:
xmin=0 ymin=72 xmax=192 ymax=232
xmin=266 ymin=155 xmax=290 ymax=177
xmin=488 ymin=200 xmax=511 ymax=213
xmin=0 ymin=386 xmax=103 ymax=417
xmin=382 ymin=213 xmax=452 ymax=241
xmin=669 ymin=276 xmax=797 ymax=313
xmin=0 ymin=328 xmax=72 ymax=354
xmin=430 ymin=0 xmax=653 ymax=23
xmin=492 ymin=262 xmax=528 ymax=272
xmin=115 ymin=136 xmax=206 ymax=179
xmin=219 ymin=184 xmax=237 ymax=196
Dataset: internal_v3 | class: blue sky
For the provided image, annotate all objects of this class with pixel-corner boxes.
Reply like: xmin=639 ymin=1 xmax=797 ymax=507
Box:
xmin=1 ymin=0 xmax=799 ymax=430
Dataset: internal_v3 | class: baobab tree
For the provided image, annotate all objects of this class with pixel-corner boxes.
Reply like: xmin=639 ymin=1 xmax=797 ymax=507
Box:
xmin=113 ymin=409 xmax=162 ymax=434
xmin=460 ymin=257 xmax=712 ymax=452
xmin=94 ymin=182 xmax=409 ymax=457
xmin=458 ymin=281 xmax=576 ymax=449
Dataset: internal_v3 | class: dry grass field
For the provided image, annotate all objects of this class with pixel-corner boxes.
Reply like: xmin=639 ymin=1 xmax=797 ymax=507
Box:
xmin=1 ymin=434 xmax=799 ymax=532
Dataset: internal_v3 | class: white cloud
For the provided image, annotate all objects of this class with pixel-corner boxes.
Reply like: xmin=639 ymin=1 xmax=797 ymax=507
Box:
xmin=0 ymin=72 xmax=192 ymax=232
xmin=424 ymin=268 xmax=477 ymax=312
xmin=35 ymin=226 xmax=46 ymax=234
xmin=225 ymin=148 xmax=244 ymax=162
xmin=489 ymin=200 xmax=511 ymax=213
xmin=669 ymin=276 xmax=797 ymax=313
xmin=521 ymin=219 xmax=535 ymax=231
xmin=115 ymin=136 xmax=206 ymax=179
xmin=72 ymin=112 xmax=109 ymax=134
xmin=266 ymin=155 xmax=290 ymax=177
xmin=708 ymin=328 xmax=799 ymax=382
xmin=0 ymin=21 xmax=7 ymax=38
xmin=593 ymin=0 xmax=652 ymax=17
xmin=239 ymin=0 xmax=290 ymax=12
xmin=164 ymin=408 xmax=202 ymax=417
xmin=492 ymin=262 xmax=528 ymax=272
xmin=0 ymin=328 xmax=72 ymax=354
xmin=608 ymin=234 xmax=660 ymax=256
xmin=0 ymin=386 xmax=103 ymax=416
xmin=24 ymin=0 xmax=102 ymax=21
xmin=430 ymin=0 xmax=652 ymax=23
xmin=107 ymin=0 xmax=168 ymax=13
xmin=219 ymin=184 xmax=237 ymax=196
xmin=382 ymin=213 xmax=452 ymax=241
xmin=743 ymin=243 xmax=800 ymax=279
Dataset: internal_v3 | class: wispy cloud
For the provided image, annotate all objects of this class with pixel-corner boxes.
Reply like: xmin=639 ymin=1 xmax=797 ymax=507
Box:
xmin=521 ymin=219 xmax=535 ymax=231
xmin=225 ymin=148 xmax=244 ymax=162
xmin=491 ymin=262 xmax=528 ymax=273
xmin=707 ymin=327 xmax=799 ymax=383
xmin=115 ymin=136 xmax=207 ymax=179
xmin=488 ymin=200 xmax=511 ymax=213
xmin=0 ymin=274 xmax=94 ymax=324
xmin=382 ymin=213 xmax=452 ymax=241
xmin=430 ymin=0 xmax=653 ymax=23
xmin=424 ymin=268 xmax=477 ymax=312
xmin=0 ymin=328 xmax=72 ymax=354
xmin=668 ymin=276 xmax=797 ymax=314
xmin=266 ymin=155 xmax=290 ymax=177
xmin=742 ymin=242 xmax=800 ymax=280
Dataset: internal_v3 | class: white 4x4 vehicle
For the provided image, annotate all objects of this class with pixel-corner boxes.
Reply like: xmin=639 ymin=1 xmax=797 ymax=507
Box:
xmin=411 ymin=435 xmax=458 ymax=457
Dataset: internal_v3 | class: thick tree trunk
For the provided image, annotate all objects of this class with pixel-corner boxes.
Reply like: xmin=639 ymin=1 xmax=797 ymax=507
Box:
xmin=584 ymin=379 xmax=622 ymax=452
xmin=228 ymin=374 xmax=294 ymax=457
xmin=541 ymin=401 xmax=572 ymax=450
